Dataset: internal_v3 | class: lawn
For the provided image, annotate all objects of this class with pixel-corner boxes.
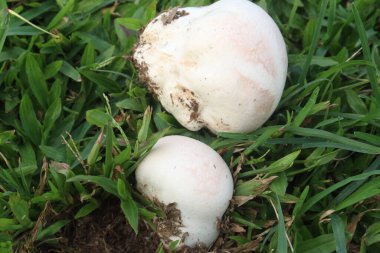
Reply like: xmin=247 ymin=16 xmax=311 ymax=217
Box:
xmin=0 ymin=0 xmax=380 ymax=252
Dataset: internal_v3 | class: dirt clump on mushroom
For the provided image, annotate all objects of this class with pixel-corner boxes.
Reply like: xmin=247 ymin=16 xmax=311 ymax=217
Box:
xmin=161 ymin=8 xmax=189 ymax=25
xmin=131 ymin=58 xmax=161 ymax=96
xmin=154 ymin=201 xmax=185 ymax=243
xmin=153 ymin=201 xmax=210 ymax=253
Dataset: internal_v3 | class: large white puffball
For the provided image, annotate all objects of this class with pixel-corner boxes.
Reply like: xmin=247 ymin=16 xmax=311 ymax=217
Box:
xmin=133 ymin=0 xmax=288 ymax=133
xmin=135 ymin=135 xmax=233 ymax=247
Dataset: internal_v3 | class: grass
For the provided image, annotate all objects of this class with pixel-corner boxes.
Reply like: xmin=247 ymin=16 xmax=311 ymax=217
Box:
xmin=0 ymin=0 xmax=380 ymax=252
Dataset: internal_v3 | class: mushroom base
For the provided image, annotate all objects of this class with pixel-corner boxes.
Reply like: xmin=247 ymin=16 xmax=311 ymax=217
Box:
xmin=152 ymin=199 xmax=208 ymax=251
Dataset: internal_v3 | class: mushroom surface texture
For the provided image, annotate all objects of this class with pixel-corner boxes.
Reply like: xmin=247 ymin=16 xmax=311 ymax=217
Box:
xmin=133 ymin=0 xmax=288 ymax=133
xmin=135 ymin=135 xmax=233 ymax=248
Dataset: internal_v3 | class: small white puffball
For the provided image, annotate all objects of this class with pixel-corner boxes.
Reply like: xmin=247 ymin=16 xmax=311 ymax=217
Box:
xmin=135 ymin=135 xmax=233 ymax=248
xmin=133 ymin=0 xmax=288 ymax=133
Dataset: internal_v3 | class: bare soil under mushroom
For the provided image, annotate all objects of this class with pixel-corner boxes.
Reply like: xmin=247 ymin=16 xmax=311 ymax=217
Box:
xmin=38 ymin=198 xmax=160 ymax=253
xmin=37 ymin=198 xmax=212 ymax=253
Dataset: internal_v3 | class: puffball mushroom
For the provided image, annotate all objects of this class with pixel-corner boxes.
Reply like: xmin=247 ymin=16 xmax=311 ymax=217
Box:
xmin=135 ymin=135 xmax=233 ymax=247
xmin=133 ymin=0 xmax=288 ymax=133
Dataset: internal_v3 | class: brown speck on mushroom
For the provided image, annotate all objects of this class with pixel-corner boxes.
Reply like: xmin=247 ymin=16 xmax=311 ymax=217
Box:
xmin=161 ymin=8 xmax=189 ymax=25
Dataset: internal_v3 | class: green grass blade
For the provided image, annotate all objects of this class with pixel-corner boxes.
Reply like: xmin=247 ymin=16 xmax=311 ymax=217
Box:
xmin=60 ymin=61 xmax=81 ymax=82
xmin=39 ymin=145 xmax=66 ymax=162
xmin=121 ymin=196 xmax=139 ymax=234
xmin=299 ymin=170 xmax=380 ymax=216
xmin=286 ymin=0 xmax=300 ymax=31
xmin=104 ymin=121 xmax=113 ymax=177
xmin=137 ymin=107 xmax=152 ymax=143
xmin=364 ymin=222 xmax=380 ymax=246
xmin=74 ymin=199 xmax=99 ymax=219
xmin=345 ymin=89 xmax=368 ymax=115
xmin=298 ymin=141 xmax=379 ymax=152
xmin=7 ymin=9 xmax=58 ymax=38
xmin=8 ymin=194 xmax=32 ymax=228
xmin=352 ymin=3 xmax=380 ymax=104
xmin=87 ymin=130 xmax=103 ymax=166
xmin=333 ymin=155 xmax=380 ymax=204
xmin=239 ymin=150 xmax=301 ymax=178
xmin=333 ymin=177 xmax=380 ymax=211
xmin=0 ymin=169 xmax=21 ymax=192
xmin=0 ymin=218 xmax=23 ymax=232
xmin=47 ymin=0 xmax=74 ymax=30
xmin=25 ymin=53 xmax=49 ymax=110
xmin=9 ymin=2 xmax=55 ymax=27
xmin=285 ymin=126 xmax=380 ymax=154
xmin=0 ymin=233 xmax=12 ymax=253
xmin=327 ymin=0 xmax=336 ymax=35
xmin=67 ymin=175 xmax=118 ymax=196
xmin=80 ymin=70 xmax=121 ymax=92
xmin=81 ymin=43 xmax=95 ymax=67
xmin=243 ymin=126 xmax=279 ymax=156
xmin=292 ymin=186 xmax=309 ymax=220
xmin=272 ymin=195 xmax=288 ymax=253
xmin=43 ymin=98 xmax=62 ymax=141
xmin=0 ymin=130 xmax=15 ymax=145
xmin=0 ymin=0 xmax=9 ymax=54
xmin=86 ymin=109 xmax=110 ymax=127
xmin=319 ymin=60 xmax=375 ymax=78
xmin=231 ymin=214 xmax=262 ymax=230
xmin=117 ymin=178 xmax=129 ymax=200
xmin=235 ymin=177 xmax=276 ymax=196
xmin=19 ymin=94 xmax=42 ymax=146
xmin=297 ymin=234 xmax=336 ymax=253
xmin=298 ymin=0 xmax=329 ymax=85
xmin=331 ymin=214 xmax=347 ymax=253
xmin=36 ymin=219 xmax=70 ymax=241
xmin=292 ymin=87 xmax=319 ymax=127
xmin=354 ymin=132 xmax=380 ymax=146
xmin=44 ymin=61 xmax=63 ymax=79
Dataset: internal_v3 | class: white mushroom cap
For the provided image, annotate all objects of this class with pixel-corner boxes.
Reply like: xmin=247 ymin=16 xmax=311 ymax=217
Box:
xmin=135 ymin=135 xmax=233 ymax=247
xmin=133 ymin=0 xmax=287 ymax=133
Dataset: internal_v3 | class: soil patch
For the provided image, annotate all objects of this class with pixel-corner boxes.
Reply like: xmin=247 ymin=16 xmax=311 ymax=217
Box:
xmin=39 ymin=198 xmax=160 ymax=253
